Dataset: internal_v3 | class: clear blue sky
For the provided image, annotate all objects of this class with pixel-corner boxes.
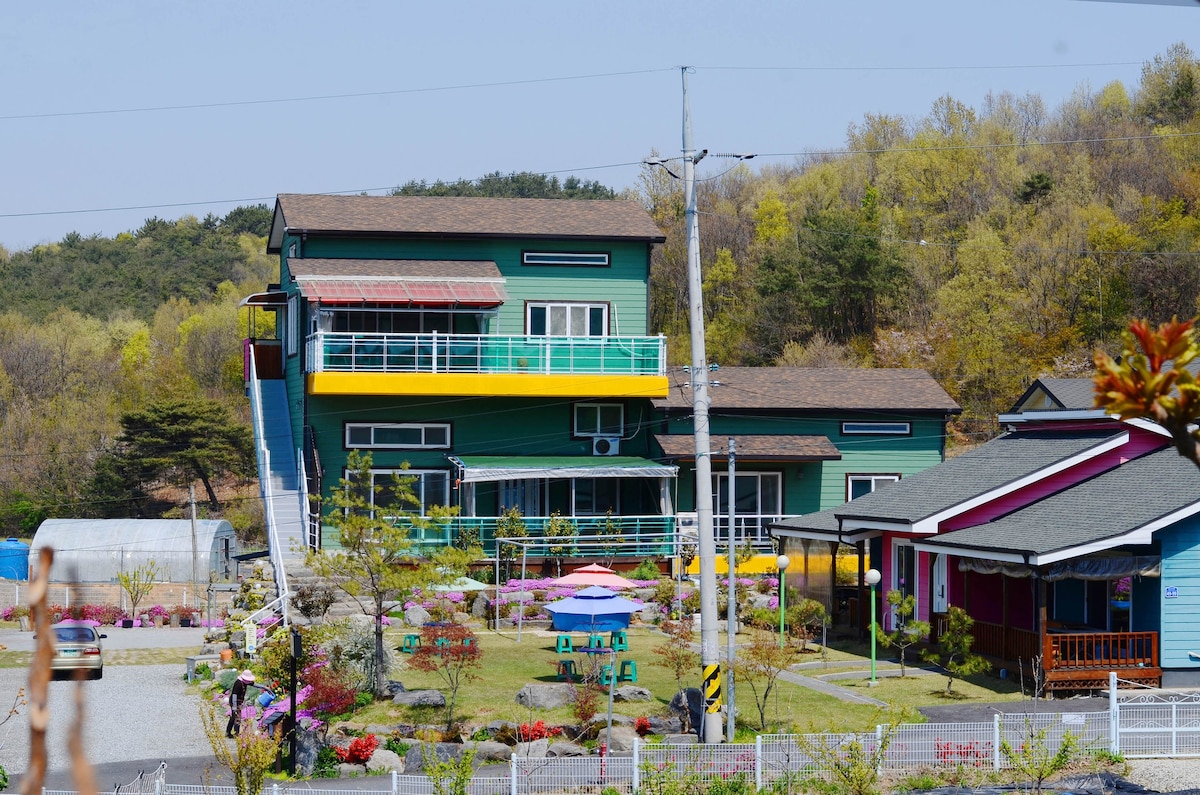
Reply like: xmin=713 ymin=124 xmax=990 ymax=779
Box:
xmin=1 ymin=0 xmax=1197 ymax=250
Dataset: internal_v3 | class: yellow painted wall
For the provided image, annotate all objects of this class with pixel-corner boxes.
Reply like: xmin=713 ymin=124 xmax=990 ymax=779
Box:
xmin=308 ymin=372 xmax=668 ymax=398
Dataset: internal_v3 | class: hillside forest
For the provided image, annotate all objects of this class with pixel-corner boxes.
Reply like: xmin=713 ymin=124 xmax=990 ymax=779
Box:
xmin=2 ymin=44 xmax=1200 ymax=537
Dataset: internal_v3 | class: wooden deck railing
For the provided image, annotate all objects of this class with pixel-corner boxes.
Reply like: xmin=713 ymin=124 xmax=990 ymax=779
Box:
xmin=1043 ymin=630 xmax=1158 ymax=670
xmin=931 ymin=614 xmax=1162 ymax=690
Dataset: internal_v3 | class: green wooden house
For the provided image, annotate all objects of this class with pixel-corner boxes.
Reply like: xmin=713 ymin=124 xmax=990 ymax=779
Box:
xmin=243 ymin=193 xmax=675 ymax=560
xmin=652 ymin=366 xmax=960 ymax=577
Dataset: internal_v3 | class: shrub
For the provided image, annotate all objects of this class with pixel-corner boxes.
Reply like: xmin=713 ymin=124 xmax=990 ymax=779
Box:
xmin=634 ymin=716 xmax=651 ymax=736
xmin=313 ymin=746 xmax=339 ymax=778
xmin=384 ymin=735 xmax=411 ymax=756
xmin=1 ymin=606 xmax=28 ymax=621
xmin=518 ymin=720 xmax=562 ymax=742
xmin=629 ymin=558 xmax=661 ymax=582
xmin=302 ymin=658 xmax=357 ymax=720
xmin=334 ymin=733 xmax=379 ymax=765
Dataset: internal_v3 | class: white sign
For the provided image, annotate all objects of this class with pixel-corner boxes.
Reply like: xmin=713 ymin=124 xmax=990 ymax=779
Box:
xmin=244 ymin=620 xmax=257 ymax=654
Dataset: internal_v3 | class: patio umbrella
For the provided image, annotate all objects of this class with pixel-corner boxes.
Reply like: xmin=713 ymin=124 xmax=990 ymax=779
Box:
xmin=550 ymin=563 xmax=636 ymax=590
xmin=544 ymin=585 xmax=642 ymax=632
xmin=430 ymin=576 xmax=489 ymax=592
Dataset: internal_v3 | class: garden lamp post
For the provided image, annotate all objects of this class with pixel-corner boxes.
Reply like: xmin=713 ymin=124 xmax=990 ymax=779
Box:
xmin=776 ymin=555 xmax=790 ymax=648
xmin=865 ymin=568 xmax=881 ymax=686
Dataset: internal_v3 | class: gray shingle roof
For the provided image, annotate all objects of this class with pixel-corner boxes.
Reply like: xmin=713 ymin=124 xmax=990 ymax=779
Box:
xmin=834 ymin=427 xmax=1129 ymax=526
xmin=922 ymin=447 xmax=1200 ymax=558
xmin=654 ymin=434 xmax=841 ymax=461
xmin=269 ymin=194 xmax=665 ymax=249
xmin=653 ymin=367 xmax=961 ymax=413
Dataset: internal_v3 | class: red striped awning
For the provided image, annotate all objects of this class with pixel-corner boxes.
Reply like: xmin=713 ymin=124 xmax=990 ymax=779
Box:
xmin=295 ymin=278 xmax=507 ymax=306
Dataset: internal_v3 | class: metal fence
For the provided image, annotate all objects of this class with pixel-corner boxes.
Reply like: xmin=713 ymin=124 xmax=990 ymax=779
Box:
xmin=38 ymin=677 xmax=1200 ymax=795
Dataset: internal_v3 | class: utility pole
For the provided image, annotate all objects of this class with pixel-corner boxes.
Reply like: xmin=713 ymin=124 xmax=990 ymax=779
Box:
xmin=725 ymin=436 xmax=737 ymax=743
xmin=681 ymin=66 xmax=722 ymax=745
xmin=189 ymin=485 xmax=199 ymax=610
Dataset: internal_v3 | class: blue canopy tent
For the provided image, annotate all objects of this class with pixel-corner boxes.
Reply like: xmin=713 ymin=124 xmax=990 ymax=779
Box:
xmin=544 ymin=586 xmax=641 ymax=632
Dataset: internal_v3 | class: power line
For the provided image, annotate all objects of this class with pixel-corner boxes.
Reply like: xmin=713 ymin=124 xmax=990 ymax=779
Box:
xmin=0 ymin=68 xmax=677 ymax=122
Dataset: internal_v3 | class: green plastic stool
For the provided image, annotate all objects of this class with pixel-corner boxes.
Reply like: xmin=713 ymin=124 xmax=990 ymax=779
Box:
xmin=599 ymin=664 xmax=614 ymax=685
xmin=610 ymin=630 xmax=628 ymax=652
xmin=399 ymin=634 xmax=421 ymax=654
xmin=618 ymin=659 xmax=638 ymax=683
xmin=555 ymin=635 xmax=574 ymax=654
xmin=557 ymin=659 xmax=577 ymax=681
xmin=587 ymin=634 xmax=605 ymax=650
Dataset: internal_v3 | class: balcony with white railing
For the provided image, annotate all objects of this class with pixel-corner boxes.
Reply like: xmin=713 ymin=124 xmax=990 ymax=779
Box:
xmin=305 ymin=332 xmax=666 ymax=376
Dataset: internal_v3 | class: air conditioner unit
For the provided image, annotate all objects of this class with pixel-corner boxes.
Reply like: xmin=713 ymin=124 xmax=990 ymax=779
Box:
xmin=592 ymin=436 xmax=621 ymax=456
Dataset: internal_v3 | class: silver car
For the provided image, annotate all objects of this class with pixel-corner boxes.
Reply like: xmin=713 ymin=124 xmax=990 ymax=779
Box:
xmin=49 ymin=621 xmax=106 ymax=680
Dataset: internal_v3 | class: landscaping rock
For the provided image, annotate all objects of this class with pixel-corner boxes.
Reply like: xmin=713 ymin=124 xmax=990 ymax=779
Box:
xmin=404 ymin=742 xmax=465 ymax=772
xmin=547 ymin=741 xmax=587 ymax=757
xmin=515 ymin=683 xmax=575 ymax=710
xmin=662 ymin=733 xmax=699 ymax=744
xmin=336 ymin=763 xmax=363 ymax=777
xmin=471 ymin=593 xmax=489 ymax=618
xmin=590 ymin=714 xmax=633 ymax=726
xmin=363 ymin=724 xmax=396 ymax=736
xmin=639 ymin=605 xmax=659 ymax=622
xmin=613 ymin=686 xmax=652 ymax=702
xmin=514 ymin=738 xmax=549 ymax=758
xmin=597 ymin=725 xmax=638 ymax=753
xmin=385 ymin=681 xmax=407 ymax=695
xmin=503 ymin=590 xmax=537 ymax=606
xmin=404 ymin=605 xmax=432 ymax=626
xmin=486 ymin=719 xmax=518 ymax=734
xmin=668 ymin=688 xmax=704 ymax=734
xmin=393 ymin=689 xmax=446 ymax=708
xmin=367 ymin=748 xmax=405 ymax=773
xmin=648 ymin=716 xmax=682 ymax=734
xmin=466 ymin=740 xmax=512 ymax=762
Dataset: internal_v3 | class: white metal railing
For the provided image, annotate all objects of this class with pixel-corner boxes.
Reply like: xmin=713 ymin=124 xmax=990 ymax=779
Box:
xmin=246 ymin=347 xmax=290 ymax=629
xmin=38 ymin=716 xmax=1114 ymax=795
xmin=305 ymin=331 xmax=666 ymax=376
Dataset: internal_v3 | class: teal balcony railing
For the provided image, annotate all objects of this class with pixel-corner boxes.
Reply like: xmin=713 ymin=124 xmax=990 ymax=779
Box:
xmin=385 ymin=514 xmax=678 ymax=558
xmin=306 ymin=332 xmax=666 ymax=376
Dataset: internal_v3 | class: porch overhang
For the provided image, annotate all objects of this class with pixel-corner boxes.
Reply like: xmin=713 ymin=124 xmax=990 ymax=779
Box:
xmin=291 ymin=258 xmax=508 ymax=307
xmin=655 ymin=434 xmax=841 ymax=462
xmin=240 ymin=290 xmax=289 ymax=307
xmin=770 ymin=511 xmax=880 ymax=545
xmin=448 ymin=455 xmax=678 ymax=483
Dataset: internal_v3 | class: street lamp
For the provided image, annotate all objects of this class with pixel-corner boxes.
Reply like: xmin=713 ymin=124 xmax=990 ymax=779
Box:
xmin=776 ymin=555 xmax=790 ymax=648
xmin=864 ymin=568 xmax=881 ymax=686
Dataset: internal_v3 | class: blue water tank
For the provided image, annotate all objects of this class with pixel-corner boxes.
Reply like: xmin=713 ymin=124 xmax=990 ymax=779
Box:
xmin=0 ymin=538 xmax=30 ymax=581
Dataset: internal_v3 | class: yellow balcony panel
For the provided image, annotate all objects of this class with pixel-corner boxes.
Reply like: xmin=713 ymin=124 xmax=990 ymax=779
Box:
xmin=307 ymin=372 xmax=669 ymax=398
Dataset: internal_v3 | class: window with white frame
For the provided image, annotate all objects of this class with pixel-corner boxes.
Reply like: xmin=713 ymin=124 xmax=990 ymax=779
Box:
xmin=573 ymin=478 xmax=620 ymax=516
xmin=523 ymin=251 xmax=610 ymax=267
xmin=713 ymin=472 xmax=782 ymax=542
xmin=366 ymin=469 xmax=451 ymax=517
xmin=345 ymin=423 xmax=450 ymax=450
xmin=841 ymin=421 xmax=911 ymax=436
xmin=574 ymin=403 xmax=624 ymax=437
xmin=847 ymin=474 xmax=899 ymax=501
xmin=286 ymin=294 xmax=298 ymax=356
xmin=527 ymin=302 xmax=608 ymax=337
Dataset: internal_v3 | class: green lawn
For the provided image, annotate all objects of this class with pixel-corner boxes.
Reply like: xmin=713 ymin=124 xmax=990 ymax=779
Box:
xmin=357 ymin=625 xmax=1015 ymax=734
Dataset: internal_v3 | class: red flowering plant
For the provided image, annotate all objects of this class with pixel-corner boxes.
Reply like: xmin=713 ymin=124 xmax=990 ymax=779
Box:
xmin=518 ymin=720 xmax=562 ymax=742
xmin=334 ymin=733 xmax=379 ymax=764
xmin=634 ymin=716 xmax=651 ymax=736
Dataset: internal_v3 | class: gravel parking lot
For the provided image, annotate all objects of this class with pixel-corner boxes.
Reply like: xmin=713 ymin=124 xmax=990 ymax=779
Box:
xmin=0 ymin=626 xmax=213 ymax=776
